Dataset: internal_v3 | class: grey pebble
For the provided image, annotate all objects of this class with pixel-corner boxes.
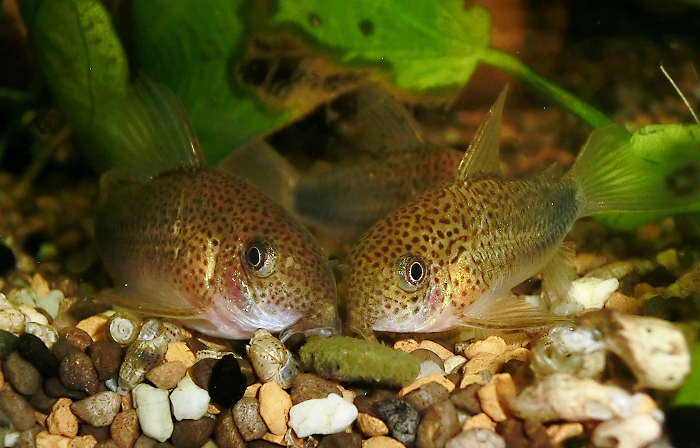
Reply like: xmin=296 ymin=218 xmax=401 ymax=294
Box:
xmin=0 ymin=389 xmax=36 ymax=431
xmin=4 ymin=351 xmax=42 ymax=395
xmin=213 ymin=408 xmax=245 ymax=448
xmin=405 ymin=381 xmax=450 ymax=413
xmin=375 ymin=398 xmax=420 ymax=448
xmin=60 ymin=350 xmax=99 ymax=395
xmin=71 ymin=391 xmax=121 ymax=427
xmin=171 ymin=416 xmax=216 ymax=448
xmin=446 ymin=428 xmax=506 ymax=448
xmin=190 ymin=358 xmax=217 ymax=390
xmin=0 ymin=330 xmax=18 ymax=358
xmin=232 ymin=397 xmax=267 ymax=441
xmin=44 ymin=376 xmax=88 ymax=400
xmin=449 ymin=383 xmax=482 ymax=415
xmin=134 ymin=435 xmax=158 ymax=448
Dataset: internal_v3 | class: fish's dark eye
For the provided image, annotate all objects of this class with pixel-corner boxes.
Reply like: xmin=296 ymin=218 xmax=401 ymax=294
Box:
xmin=243 ymin=236 xmax=277 ymax=277
xmin=396 ymin=254 xmax=427 ymax=291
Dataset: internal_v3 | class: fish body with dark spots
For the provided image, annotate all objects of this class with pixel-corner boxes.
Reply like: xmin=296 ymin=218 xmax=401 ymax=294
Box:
xmin=94 ymin=80 xmax=339 ymax=340
xmin=343 ymin=88 xmax=696 ymax=338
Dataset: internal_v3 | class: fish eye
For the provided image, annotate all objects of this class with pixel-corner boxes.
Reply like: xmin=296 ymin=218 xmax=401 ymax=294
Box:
xmin=243 ymin=236 xmax=277 ymax=277
xmin=396 ymin=254 xmax=427 ymax=291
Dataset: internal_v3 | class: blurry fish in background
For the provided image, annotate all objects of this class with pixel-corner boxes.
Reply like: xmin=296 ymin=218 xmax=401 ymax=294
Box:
xmin=219 ymin=85 xmax=464 ymax=245
xmin=342 ymin=87 xmax=699 ymax=339
xmin=94 ymin=79 xmax=339 ymax=340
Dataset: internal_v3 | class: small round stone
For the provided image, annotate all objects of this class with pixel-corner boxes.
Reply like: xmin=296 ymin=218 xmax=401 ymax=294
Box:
xmin=29 ymin=384 xmax=59 ymax=414
xmin=52 ymin=338 xmax=81 ymax=362
xmin=232 ymin=397 xmax=267 ymax=442
xmin=290 ymin=373 xmax=342 ymax=405
xmin=146 ymin=361 xmax=187 ymax=390
xmin=450 ymin=383 xmax=482 ymax=415
xmin=209 ymin=354 xmax=246 ymax=408
xmin=111 ymin=409 xmax=141 ymax=448
xmin=374 ymin=399 xmax=420 ymax=448
xmin=170 ymin=375 xmax=210 ymax=421
xmin=59 ymin=327 xmax=94 ymax=352
xmin=71 ymin=391 xmax=121 ymax=427
xmin=213 ymin=409 xmax=245 ymax=448
xmin=189 ymin=358 xmax=216 ymax=390
xmin=88 ymin=339 xmax=122 ymax=382
xmin=18 ymin=332 xmax=59 ymax=377
xmin=44 ymin=376 xmax=88 ymax=400
xmin=416 ymin=400 xmax=460 ymax=448
xmin=171 ymin=416 xmax=216 ymax=448
xmin=0 ymin=330 xmax=18 ymax=358
xmin=132 ymin=384 xmax=173 ymax=442
xmin=404 ymin=381 xmax=450 ymax=414
xmin=60 ymin=350 xmax=99 ymax=395
xmin=4 ymin=351 xmax=42 ymax=395
xmin=0 ymin=388 xmax=36 ymax=431
xmin=318 ymin=432 xmax=363 ymax=448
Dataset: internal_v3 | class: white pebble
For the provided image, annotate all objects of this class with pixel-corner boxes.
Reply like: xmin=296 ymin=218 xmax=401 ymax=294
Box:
xmin=417 ymin=360 xmax=446 ymax=379
xmin=288 ymin=393 xmax=359 ymax=437
xmin=170 ymin=375 xmax=210 ymax=421
xmin=4 ymin=432 xmax=19 ymax=448
xmin=36 ymin=290 xmax=64 ymax=320
xmin=447 ymin=428 xmax=505 ymax=448
xmin=552 ymin=277 xmax=619 ymax=315
xmin=593 ymin=413 xmax=662 ymax=448
xmin=133 ymin=383 xmax=173 ymax=442
xmin=444 ymin=355 xmax=467 ymax=375
xmin=0 ymin=293 xmax=13 ymax=309
xmin=7 ymin=288 xmax=37 ymax=307
xmin=19 ymin=304 xmax=48 ymax=325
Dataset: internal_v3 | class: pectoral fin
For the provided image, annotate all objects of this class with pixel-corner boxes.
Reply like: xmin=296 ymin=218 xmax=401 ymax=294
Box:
xmin=461 ymin=295 xmax=572 ymax=331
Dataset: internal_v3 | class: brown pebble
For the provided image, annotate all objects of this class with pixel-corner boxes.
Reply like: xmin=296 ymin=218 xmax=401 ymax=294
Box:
xmin=405 ymin=381 xmax=450 ymax=413
xmin=60 ymin=351 xmax=99 ymax=395
xmin=362 ymin=436 xmax=407 ymax=448
xmin=47 ymin=397 xmax=79 ymax=437
xmin=450 ymin=383 xmax=482 ymax=414
xmin=88 ymin=340 xmax=123 ymax=382
xmin=354 ymin=390 xmax=398 ymax=417
xmin=15 ymin=425 xmax=43 ymax=448
xmin=60 ymin=328 xmax=94 ymax=352
xmin=29 ymin=386 xmax=59 ymax=415
xmin=133 ymin=435 xmax=158 ymax=448
xmin=232 ymin=397 xmax=267 ymax=441
xmin=0 ymin=388 xmax=37 ymax=431
xmin=4 ymin=351 xmax=42 ymax=395
xmin=110 ymin=409 xmax=140 ymax=448
xmin=79 ymin=424 xmax=111 ymax=443
xmin=44 ymin=376 xmax=88 ymax=401
xmin=68 ymin=435 xmax=97 ymax=448
xmin=416 ymin=400 xmax=460 ymax=448
xmin=318 ymin=432 xmax=363 ymax=448
xmin=213 ymin=408 xmax=246 ymax=448
xmin=418 ymin=340 xmax=454 ymax=361
xmin=290 ymin=373 xmax=342 ymax=405
xmin=171 ymin=416 xmax=216 ymax=448
xmin=71 ymin=391 xmax=121 ymax=427
xmin=145 ymin=360 xmax=187 ymax=390
xmin=410 ymin=349 xmax=445 ymax=371
xmin=190 ymin=358 xmax=217 ymax=390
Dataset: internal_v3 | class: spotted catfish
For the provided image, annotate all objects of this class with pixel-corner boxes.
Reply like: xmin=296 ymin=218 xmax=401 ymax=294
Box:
xmin=343 ymin=87 xmax=695 ymax=338
xmin=95 ymin=81 xmax=339 ymax=340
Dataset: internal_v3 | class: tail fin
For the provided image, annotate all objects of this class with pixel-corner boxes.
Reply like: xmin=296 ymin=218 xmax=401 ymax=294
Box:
xmin=568 ymin=124 xmax=698 ymax=216
xmin=216 ymin=139 xmax=299 ymax=213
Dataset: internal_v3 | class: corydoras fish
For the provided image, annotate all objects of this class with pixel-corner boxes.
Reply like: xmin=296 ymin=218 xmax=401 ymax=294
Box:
xmin=94 ymin=81 xmax=339 ymax=340
xmin=343 ymin=88 xmax=695 ymax=338
xmin=220 ymin=85 xmax=462 ymax=244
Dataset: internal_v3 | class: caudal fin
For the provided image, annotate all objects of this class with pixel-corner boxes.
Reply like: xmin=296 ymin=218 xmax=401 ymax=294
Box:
xmin=568 ymin=124 xmax=698 ymax=216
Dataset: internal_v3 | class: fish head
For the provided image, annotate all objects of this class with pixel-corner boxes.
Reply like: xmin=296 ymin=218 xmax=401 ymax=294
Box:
xmin=343 ymin=190 xmax=472 ymax=337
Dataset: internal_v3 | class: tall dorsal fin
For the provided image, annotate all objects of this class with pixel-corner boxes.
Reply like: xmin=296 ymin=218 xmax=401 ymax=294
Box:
xmin=456 ymin=85 xmax=509 ymax=180
xmin=102 ymin=77 xmax=204 ymax=183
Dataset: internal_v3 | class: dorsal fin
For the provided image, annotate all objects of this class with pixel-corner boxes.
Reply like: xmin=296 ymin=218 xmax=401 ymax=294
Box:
xmin=348 ymin=85 xmax=426 ymax=157
xmin=101 ymin=77 xmax=204 ymax=183
xmin=457 ymin=85 xmax=508 ymax=180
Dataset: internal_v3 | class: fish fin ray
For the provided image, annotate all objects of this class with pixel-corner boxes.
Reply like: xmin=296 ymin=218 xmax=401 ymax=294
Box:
xmin=93 ymin=282 xmax=205 ymax=319
xmin=569 ymin=124 xmax=699 ymax=215
xmin=102 ymin=77 xmax=203 ymax=183
xmin=457 ymin=85 xmax=508 ymax=180
xmin=461 ymin=295 xmax=571 ymax=330
xmin=540 ymin=241 xmax=577 ymax=305
xmin=217 ymin=139 xmax=299 ymax=212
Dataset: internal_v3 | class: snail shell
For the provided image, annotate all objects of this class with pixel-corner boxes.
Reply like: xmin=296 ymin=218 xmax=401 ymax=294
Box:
xmin=107 ymin=311 xmax=142 ymax=346
xmin=118 ymin=319 xmax=168 ymax=392
xmin=246 ymin=329 xmax=298 ymax=388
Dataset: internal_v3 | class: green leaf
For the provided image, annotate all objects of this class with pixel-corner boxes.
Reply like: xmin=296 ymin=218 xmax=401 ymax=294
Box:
xmin=674 ymin=336 xmax=700 ymax=406
xmin=19 ymin=0 xmax=129 ymax=140
xmin=274 ymin=0 xmax=491 ymax=91
xmin=596 ymin=124 xmax=700 ymax=229
xmin=132 ymin=0 xmax=290 ymax=164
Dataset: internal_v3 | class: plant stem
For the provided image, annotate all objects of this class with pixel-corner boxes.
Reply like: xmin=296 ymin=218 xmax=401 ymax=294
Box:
xmin=479 ymin=48 xmax=613 ymax=129
xmin=14 ymin=125 xmax=72 ymax=198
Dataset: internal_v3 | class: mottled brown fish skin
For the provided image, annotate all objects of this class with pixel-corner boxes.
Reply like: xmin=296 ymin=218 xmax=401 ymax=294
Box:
xmin=344 ymin=174 xmax=581 ymax=336
xmin=96 ymin=166 xmax=338 ymax=338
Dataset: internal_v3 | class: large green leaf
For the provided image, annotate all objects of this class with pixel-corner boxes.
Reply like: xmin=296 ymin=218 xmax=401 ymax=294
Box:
xmin=132 ymin=0 xmax=290 ymax=164
xmin=19 ymin=0 xmax=130 ymax=168
xmin=274 ymin=0 xmax=491 ymax=91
